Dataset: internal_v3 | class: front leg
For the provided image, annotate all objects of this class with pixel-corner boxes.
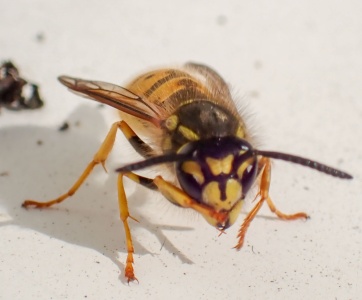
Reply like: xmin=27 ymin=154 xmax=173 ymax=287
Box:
xmin=117 ymin=172 xmax=229 ymax=281
xmin=234 ymin=157 xmax=308 ymax=250
xmin=22 ymin=121 xmax=123 ymax=208
xmin=153 ymin=176 xmax=228 ymax=225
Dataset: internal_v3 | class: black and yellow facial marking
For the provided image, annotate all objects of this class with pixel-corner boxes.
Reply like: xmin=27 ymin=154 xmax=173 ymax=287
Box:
xmin=181 ymin=161 xmax=205 ymax=185
xmin=202 ymin=179 xmax=242 ymax=210
xmin=205 ymin=154 xmax=234 ymax=176
xmin=237 ymin=157 xmax=255 ymax=178
xmin=176 ymin=137 xmax=258 ymax=229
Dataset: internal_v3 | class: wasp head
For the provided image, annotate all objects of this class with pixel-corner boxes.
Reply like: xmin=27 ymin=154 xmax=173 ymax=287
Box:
xmin=176 ymin=136 xmax=258 ymax=229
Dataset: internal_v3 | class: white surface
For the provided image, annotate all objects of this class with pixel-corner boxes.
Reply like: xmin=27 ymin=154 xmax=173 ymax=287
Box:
xmin=1 ymin=1 xmax=361 ymax=299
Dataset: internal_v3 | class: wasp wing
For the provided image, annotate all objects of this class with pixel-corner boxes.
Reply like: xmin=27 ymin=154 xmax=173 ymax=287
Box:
xmin=58 ymin=76 xmax=161 ymax=127
xmin=184 ymin=62 xmax=233 ymax=102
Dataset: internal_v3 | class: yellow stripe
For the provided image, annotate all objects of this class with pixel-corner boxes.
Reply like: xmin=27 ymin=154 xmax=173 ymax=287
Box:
xmin=178 ymin=125 xmax=199 ymax=141
xmin=237 ymin=157 xmax=254 ymax=178
xmin=181 ymin=161 xmax=205 ymax=184
xmin=206 ymin=155 xmax=234 ymax=176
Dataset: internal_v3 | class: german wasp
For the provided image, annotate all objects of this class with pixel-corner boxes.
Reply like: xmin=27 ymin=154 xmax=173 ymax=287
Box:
xmin=23 ymin=62 xmax=352 ymax=282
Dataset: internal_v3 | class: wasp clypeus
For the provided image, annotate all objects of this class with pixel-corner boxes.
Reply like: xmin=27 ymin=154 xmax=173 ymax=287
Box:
xmin=23 ymin=62 xmax=352 ymax=282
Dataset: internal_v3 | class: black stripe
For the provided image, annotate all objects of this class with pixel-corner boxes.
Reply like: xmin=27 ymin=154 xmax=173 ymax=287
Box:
xmin=138 ymin=176 xmax=158 ymax=190
xmin=144 ymin=71 xmax=178 ymax=98
xmin=168 ymin=88 xmax=208 ymax=103
xmin=129 ymin=136 xmax=154 ymax=158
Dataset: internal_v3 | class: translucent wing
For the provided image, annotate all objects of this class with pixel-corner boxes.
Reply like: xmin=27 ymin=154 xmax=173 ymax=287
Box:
xmin=58 ymin=76 xmax=162 ymax=127
xmin=184 ymin=62 xmax=233 ymax=102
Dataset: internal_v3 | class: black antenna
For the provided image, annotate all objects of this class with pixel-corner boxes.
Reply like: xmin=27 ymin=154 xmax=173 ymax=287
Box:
xmin=116 ymin=153 xmax=191 ymax=173
xmin=255 ymin=150 xmax=353 ymax=179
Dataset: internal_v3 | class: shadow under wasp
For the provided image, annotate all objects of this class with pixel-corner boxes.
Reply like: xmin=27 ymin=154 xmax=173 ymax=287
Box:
xmin=23 ymin=62 xmax=352 ymax=282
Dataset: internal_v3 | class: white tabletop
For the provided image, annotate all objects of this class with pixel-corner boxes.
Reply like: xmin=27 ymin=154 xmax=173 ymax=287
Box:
xmin=1 ymin=1 xmax=361 ymax=299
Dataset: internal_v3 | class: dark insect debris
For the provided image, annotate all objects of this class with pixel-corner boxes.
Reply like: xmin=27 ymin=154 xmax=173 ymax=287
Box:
xmin=0 ymin=61 xmax=44 ymax=111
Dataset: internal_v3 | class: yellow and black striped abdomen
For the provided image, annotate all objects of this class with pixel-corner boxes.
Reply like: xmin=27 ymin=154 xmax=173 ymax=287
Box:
xmin=127 ymin=68 xmax=212 ymax=107
xmin=121 ymin=66 xmax=246 ymax=154
xmin=120 ymin=68 xmax=218 ymax=142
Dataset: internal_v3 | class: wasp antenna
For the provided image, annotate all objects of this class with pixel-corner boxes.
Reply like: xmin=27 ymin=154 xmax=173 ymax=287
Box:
xmin=116 ymin=153 xmax=190 ymax=173
xmin=255 ymin=150 xmax=353 ymax=179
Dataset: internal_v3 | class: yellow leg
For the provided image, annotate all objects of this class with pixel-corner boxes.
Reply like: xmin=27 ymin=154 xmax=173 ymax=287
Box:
xmin=117 ymin=173 xmax=138 ymax=283
xmin=234 ymin=157 xmax=308 ymax=250
xmin=153 ymin=176 xmax=228 ymax=224
xmin=22 ymin=121 xmax=122 ymax=208
xmin=22 ymin=120 xmax=159 ymax=282
xmin=115 ymin=172 xmax=228 ymax=282
xmin=122 ymin=172 xmax=228 ymax=224
xmin=266 ymin=197 xmax=308 ymax=220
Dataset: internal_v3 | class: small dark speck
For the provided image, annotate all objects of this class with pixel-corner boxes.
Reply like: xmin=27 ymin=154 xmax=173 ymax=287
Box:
xmin=95 ymin=261 xmax=100 ymax=264
xmin=249 ymin=90 xmax=260 ymax=98
xmin=303 ymin=186 xmax=309 ymax=191
xmin=58 ymin=122 xmax=69 ymax=131
xmin=75 ymin=121 xmax=81 ymax=127
xmin=35 ymin=32 xmax=45 ymax=43
xmin=0 ymin=171 xmax=9 ymax=176
xmin=98 ymin=104 xmax=105 ymax=109
xmin=160 ymin=239 xmax=166 ymax=251
xmin=37 ymin=140 xmax=43 ymax=146
xmin=254 ymin=60 xmax=263 ymax=69
xmin=216 ymin=15 xmax=228 ymax=26
xmin=352 ymin=226 xmax=360 ymax=231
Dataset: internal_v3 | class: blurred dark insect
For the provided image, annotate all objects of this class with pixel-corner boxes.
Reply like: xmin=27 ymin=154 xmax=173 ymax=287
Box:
xmin=0 ymin=61 xmax=44 ymax=111
xmin=58 ymin=121 xmax=69 ymax=131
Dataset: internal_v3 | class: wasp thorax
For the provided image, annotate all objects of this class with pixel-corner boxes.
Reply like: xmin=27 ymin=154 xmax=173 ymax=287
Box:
xmin=176 ymin=137 xmax=258 ymax=228
xmin=162 ymin=100 xmax=242 ymax=152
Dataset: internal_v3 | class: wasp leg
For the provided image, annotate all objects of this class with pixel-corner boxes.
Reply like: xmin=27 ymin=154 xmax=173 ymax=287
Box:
xmin=22 ymin=121 xmax=122 ymax=208
xmin=117 ymin=173 xmax=138 ymax=283
xmin=234 ymin=157 xmax=270 ymax=249
xmin=116 ymin=171 xmax=228 ymax=281
xmin=118 ymin=121 xmax=156 ymax=158
xmin=266 ymin=197 xmax=309 ymax=220
xmin=234 ymin=157 xmax=308 ymax=250
xmin=260 ymin=157 xmax=308 ymax=220
xmin=152 ymin=176 xmax=228 ymax=223
xmin=120 ymin=173 xmax=229 ymax=245
xmin=116 ymin=172 xmax=159 ymax=282
xmin=121 ymin=172 xmax=228 ymax=230
xmin=22 ymin=121 xmax=155 ymax=208
xmin=22 ymin=120 xmax=157 ymax=281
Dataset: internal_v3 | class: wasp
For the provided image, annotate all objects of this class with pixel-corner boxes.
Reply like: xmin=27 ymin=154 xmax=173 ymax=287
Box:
xmin=22 ymin=62 xmax=352 ymax=282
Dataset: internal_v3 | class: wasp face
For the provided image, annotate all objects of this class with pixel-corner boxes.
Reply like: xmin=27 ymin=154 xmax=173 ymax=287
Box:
xmin=176 ymin=137 xmax=258 ymax=229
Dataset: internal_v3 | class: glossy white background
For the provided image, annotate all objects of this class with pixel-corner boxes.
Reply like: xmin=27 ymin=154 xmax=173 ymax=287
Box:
xmin=1 ymin=1 xmax=361 ymax=299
